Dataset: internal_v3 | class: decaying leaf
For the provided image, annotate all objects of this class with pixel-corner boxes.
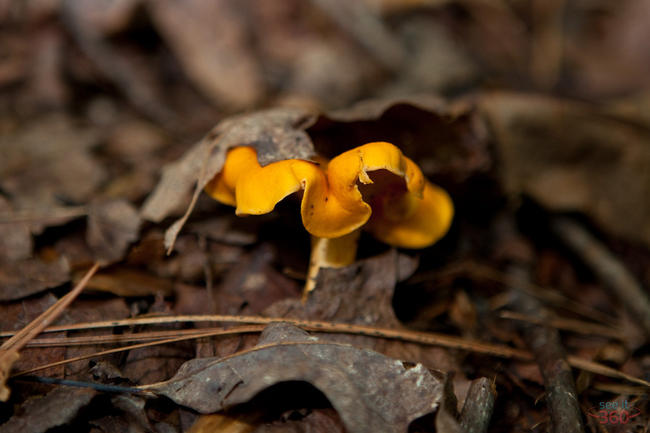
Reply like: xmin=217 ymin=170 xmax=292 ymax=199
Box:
xmin=0 ymin=196 xmax=32 ymax=262
xmin=265 ymin=250 xmax=458 ymax=373
xmin=479 ymin=92 xmax=650 ymax=246
xmin=62 ymin=298 xmax=131 ymax=379
xmin=0 ymin=257 xmax=70 ymax=301
xmin=86 ymin=199 xmax=141 ymax=264
xmin=88 ymin=394 xmax=153 ymax=433
xmin=148 ymin=0 xmax=265 ymax=109
xmin=310 ymin=95 xmax=490 ymax=180
xmin=0 ymin=294 xmax=65 ymax=383
xmin=141 ymin=108 xmax=317 ymax=251
xmin=0 ymin=386 xmax=96 ymax=433
xmin=0 ymin=114 xmax=105 ymax=212
xmin=0 ymin=190 xmax=74 ymax=302
xmin=146 ymin=323 xmax=447 ymax=433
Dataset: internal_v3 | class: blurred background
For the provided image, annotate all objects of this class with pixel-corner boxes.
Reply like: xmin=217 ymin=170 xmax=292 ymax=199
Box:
xmin=1 ymin=1 xmax=650 ymax=431
xmin=2 ymin=0 xmax=650 ymax=121
xmin=2 ymin=0 xmax=649 ymax=252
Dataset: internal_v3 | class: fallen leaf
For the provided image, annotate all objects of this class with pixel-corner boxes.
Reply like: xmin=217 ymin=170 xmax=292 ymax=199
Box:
xmin=60 ymin=297 xmax=131 ymax=379
xmin=391 ymin=18 xmax=476 ymax=93
xmin=0 ymin=294 xmax=65 ymax=381
xmin=147 ymin=323 xmax=447 ymax=433
xmin=0 ymin=257 xmax=70 ymax=301
xmin=88 ymin=394 xmax=153 ymax=433
xmin=147 ymin=0 xmax=265 ymax=109
xmin=0 ymin=386 xmax=96 ymax=433
xmin=141 ymin=108 xmax=316 ymax=251
xmin=479 ymin=92 xmax=650 ymax=246
xmin=214 ymin=244 xmax=301 ymax=316
xmin=0 ymin=114 xmax=105 ymax=213
xmin=310 ymin=96 xmax=490 ymax=181
xmin=565 ymin=0 xmax=650 ymax=97
xmin=62 ymin=0 xmax=141 ymax=36
xmin=77 ymin=268 xmax=174 ymax=297
xmin=86 ymin=199 xmax=141 ymax=264
xmin=0 ymin=196 xmax=32 ymax=262
xmin=265 ymin=250 xmax=459 ymax=372
xmin=122 ymin=342 xmax=194 ymax=385
xmin=187 ymin=216 xmax=258 ymax=246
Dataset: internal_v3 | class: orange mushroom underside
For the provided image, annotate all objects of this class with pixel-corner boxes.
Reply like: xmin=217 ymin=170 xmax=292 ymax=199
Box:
xmin=204 ymin=141 xmax=453 ymax=248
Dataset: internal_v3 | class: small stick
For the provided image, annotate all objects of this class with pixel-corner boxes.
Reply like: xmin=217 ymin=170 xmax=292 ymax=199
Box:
xmin=14 ymin=375 xmax=152 ymax=396
xmin=10 ymin=317 xmax=649 ymax=387
xmin=510 ymin=266 xmax=585 ymax=433
xmin=459 ymin=377 xmax=497 ymax=433
xmin=552 ymin=217 xmax=650 ymax=337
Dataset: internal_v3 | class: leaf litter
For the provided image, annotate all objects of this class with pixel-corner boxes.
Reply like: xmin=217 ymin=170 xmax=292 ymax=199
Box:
xmin=145 ymin=322 xmax=450 ymax=433
xmin=2 ymin=2 xmax=650 ymax=431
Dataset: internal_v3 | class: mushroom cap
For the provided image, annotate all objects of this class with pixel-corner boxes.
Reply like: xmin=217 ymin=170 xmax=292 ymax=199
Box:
xmin=204 ymin=142 xmax=453 ymax=248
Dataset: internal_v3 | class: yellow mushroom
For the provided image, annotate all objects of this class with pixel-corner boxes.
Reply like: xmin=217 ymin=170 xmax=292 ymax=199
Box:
xmin=204 ymin=142 xmax=453 ymax=299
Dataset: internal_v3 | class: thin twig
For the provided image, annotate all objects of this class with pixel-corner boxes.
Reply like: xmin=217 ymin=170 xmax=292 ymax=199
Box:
xmin=24 ymin=327 xmax=242 ymax=347
xmin=14 ymin=376 xmax=153 ymax=396
xmin=11 ymin=326 xmax=264 ymax=377
xmin=499 ymin=311 xmax=625 ymax=340
xmin=7 ymin=315 xmax=650 ymax=387
xmin=460 ymin=377 xmax=497 ymax=433
xmin=552 ymin=217 xmax=650 ymax=337
xmin=509 ymin=266 xmax=585 ymax=433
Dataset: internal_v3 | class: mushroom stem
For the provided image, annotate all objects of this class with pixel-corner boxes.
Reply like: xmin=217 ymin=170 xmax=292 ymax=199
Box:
xmin=304 ymin=229 xmax=361 ymax=302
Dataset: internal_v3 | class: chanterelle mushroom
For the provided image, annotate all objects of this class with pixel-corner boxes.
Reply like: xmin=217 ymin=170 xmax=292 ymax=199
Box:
xmin=205 ymin=141 xmax=453 ymax=299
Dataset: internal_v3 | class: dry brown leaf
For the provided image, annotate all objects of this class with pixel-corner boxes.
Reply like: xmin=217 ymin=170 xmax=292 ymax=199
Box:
xmin=0 ymin=197 xmax=72 ymax=302
xmin=141 ymin=108 xmax=316 ymax=251
xmin=214 ymin=244 xmax=301 ymax=316
xmin=90 ymin=394 xmax=154 ymax=433
xmin=0 ymin=257 xmax=70 ymax=301
xmin=0 ymin=386 xmax=96 ymax=433
xmin=79 ymin=268 xmax=174 ymax=297
xmin=0 ymin=196 xmax=32 ymax=262
xmin=0 ymin=114 xmax=105 ymax=213
xmin=265 ymin=250 xmax=458 ymax=372
xmin=61 ymin=298 xmax=131 ymax=378
xmin=310 ymin=95 xmax=489 ymax=180
xmin=62 ymin=0 xmax=141 ymax=35
xmin=146 ymin=323 xmax=448 ymax=433
xmin=147 ymin=0 xmax=264 ymax=109
xmin=479 ymin=92 xmax=650 ymax=246
xmin=187 ymin=214 xmax=259 ymax=246
xmin=86 ymin=199 xmax=141 ymax=264
xmin=0 ymin=294 xmax=65 ymax=381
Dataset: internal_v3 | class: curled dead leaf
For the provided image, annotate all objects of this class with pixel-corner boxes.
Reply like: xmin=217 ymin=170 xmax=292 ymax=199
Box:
xmin=141 ymin=108 xmax=316 ymax=251
xmin=145 ymin=323 xmax=447 ymax=433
